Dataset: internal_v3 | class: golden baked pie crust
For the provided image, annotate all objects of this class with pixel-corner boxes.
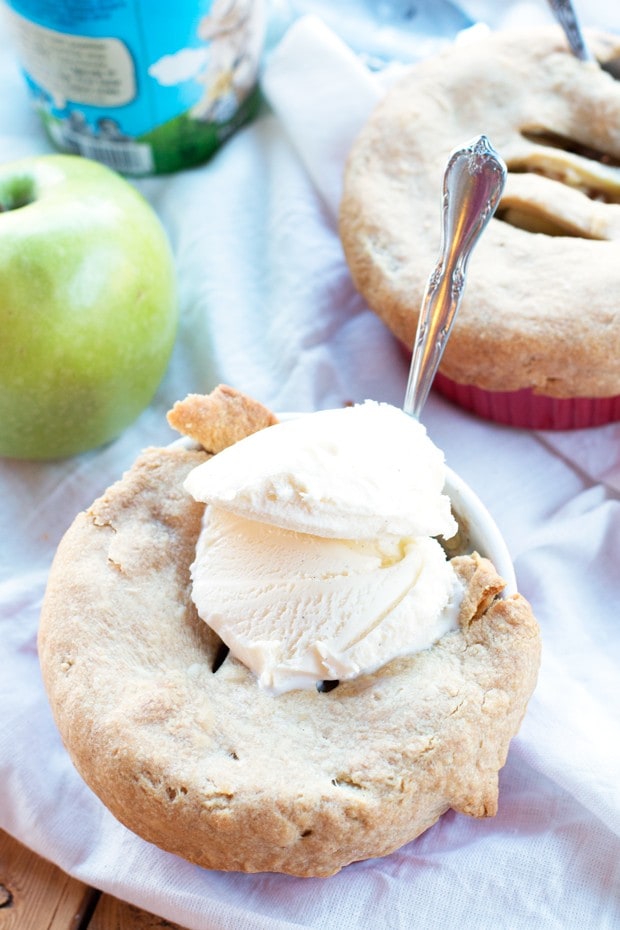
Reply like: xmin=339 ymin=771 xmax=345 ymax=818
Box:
xmin=339 ymin=27 xmax=620 ymax=398
xmin=38 ymin=388 xmax=541 ymax=876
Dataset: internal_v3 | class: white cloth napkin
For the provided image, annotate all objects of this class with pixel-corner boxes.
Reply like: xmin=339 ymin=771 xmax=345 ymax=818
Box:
xmin=1 ymin=3 xmax=619 ymax=929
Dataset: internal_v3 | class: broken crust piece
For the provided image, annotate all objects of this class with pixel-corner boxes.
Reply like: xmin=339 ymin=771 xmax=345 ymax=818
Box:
xmin=167 ymin=384 xmax=278 ymax=453
xmin=38 ymin=391 xmax=541 ymax=878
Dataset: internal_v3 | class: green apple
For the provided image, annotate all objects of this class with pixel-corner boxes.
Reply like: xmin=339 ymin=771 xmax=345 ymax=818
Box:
xmin=0 ymin=154 xmax=178 ymax=460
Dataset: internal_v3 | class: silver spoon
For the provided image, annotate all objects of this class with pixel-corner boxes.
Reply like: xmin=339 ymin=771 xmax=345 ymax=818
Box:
xmin=547 ymin=0 xmax=594 ymax=62
xmin=403 ymin=135 xmax=507 ymax=419
xmin=546 ymin=0 xmax=620 ymax=78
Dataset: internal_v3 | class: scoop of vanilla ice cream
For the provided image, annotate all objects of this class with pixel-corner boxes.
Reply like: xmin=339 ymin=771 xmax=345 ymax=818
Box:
xmin=184 ymin=402 xmax=457 ymax=540
xmin=184 ymin=401 xmax=463 ymax=694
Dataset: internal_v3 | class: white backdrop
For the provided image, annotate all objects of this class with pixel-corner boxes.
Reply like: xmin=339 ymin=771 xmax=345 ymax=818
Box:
xmin=1 ymin=2 xmax=619 ymax=928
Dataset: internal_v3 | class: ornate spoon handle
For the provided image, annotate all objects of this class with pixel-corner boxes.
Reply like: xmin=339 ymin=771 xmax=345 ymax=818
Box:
xmin=546 ymin=0 xmax=594 ymax=62
xmin=403 ymin=135 xmax=506 ymax=420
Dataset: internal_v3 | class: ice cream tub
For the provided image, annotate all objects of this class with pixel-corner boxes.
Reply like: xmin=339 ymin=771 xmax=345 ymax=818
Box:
xmin=4 ymin=0 xmax=265 ymax=175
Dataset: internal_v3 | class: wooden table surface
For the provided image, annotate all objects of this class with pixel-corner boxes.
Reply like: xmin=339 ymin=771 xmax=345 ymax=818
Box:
xmin=0 ymin=829 xmax=190 ymax=930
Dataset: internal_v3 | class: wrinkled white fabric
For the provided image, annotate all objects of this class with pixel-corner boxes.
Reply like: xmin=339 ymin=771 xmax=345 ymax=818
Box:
xmin=1 ymin=2 xmax=619 ymax=929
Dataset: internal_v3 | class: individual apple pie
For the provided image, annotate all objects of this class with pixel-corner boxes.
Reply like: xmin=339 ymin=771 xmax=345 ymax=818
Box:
xmin=340 ymin=26 xmax=620 ymax=429
xmin=38 ymin=386 xmax=541 ymax=876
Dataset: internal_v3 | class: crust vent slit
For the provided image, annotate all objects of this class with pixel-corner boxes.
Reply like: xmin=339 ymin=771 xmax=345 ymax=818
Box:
xmin=520 ymin=129 xmax=620 ymax=169
xmin=490 ymin=127 xmax=620 ymax=236
xmin=211 ymin=642 xmax=230 ymax=673
xmin=317 ymin=680 xmax=340 ymax=693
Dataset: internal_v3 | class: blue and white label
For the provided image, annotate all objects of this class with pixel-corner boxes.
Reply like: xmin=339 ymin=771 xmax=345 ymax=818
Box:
xmin=6 ymin=0 xmax=265 ymax=174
